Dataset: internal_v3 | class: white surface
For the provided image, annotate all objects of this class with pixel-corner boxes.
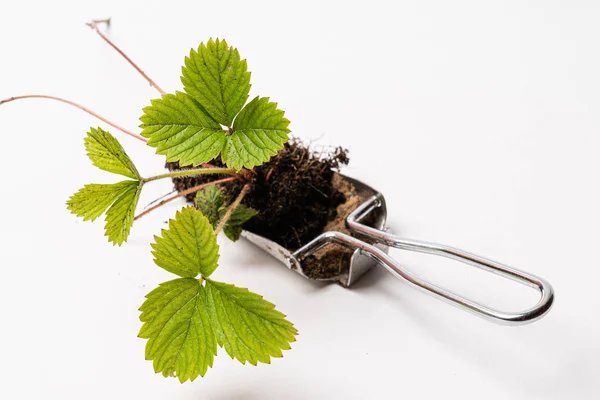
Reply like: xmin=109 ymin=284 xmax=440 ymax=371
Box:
xmin=0 ymin=1 xmax=599 ymax=399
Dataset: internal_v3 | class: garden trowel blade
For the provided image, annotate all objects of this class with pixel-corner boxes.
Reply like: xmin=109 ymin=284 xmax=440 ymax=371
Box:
xmin=241 ymin=173 xmax=388 ymax=287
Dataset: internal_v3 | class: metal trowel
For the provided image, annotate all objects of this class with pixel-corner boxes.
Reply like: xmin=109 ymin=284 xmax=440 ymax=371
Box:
xmin=241 ymin=174 xmax=554 ymax=325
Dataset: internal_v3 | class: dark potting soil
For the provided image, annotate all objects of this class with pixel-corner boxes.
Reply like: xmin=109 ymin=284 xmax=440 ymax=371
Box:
xmin=300 ymin=173 xmax=376 ymax=280
xmin=167 ymin=139 xmax=365 ymax=280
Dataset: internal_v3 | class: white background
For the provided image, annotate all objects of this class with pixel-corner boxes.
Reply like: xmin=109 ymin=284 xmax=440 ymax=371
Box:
xmin=0 ymin=1 xmax=598 ymax=399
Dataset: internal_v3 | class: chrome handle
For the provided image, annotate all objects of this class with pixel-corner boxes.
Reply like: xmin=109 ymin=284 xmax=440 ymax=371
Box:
xmin=348 ymin=195 xmax=554 ymax=325
xmin=294 ymin=195 xmax=554 ymax=325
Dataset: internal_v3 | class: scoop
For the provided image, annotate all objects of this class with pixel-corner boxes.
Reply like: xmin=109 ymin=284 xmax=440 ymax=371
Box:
xmin=241 ymin=174 xmax=554 ymax=325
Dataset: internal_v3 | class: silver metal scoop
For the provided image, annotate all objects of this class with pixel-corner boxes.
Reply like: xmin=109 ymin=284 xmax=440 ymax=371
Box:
xmin=241 ymin=174 xmax=554 ymax=325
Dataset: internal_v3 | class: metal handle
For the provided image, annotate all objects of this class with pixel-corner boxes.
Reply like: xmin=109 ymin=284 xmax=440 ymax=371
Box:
xmin=295 ymin=195 xmax=554 ymax=325
xmin=349 ymin=194 xmax=554 ymax=325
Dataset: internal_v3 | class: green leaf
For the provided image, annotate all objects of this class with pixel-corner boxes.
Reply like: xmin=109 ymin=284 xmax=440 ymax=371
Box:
xmin=140 ymin=92 xmax=226 ymax=167
xmin=223 ymin=97 xmax=290 ymax=170
xmin=152 ymin=207 xmax=219 ymax=278
xmin=84 ymin=127 xmax=140 ymax=179
xmin=104 ymin=180 xmax=142 ymax=246
xmin=194 ymin=185 xmax=225 ymax=227
xmin=139 ymin=278 xmax=216 ymax=382
xmin=181 ymin=38 xmax=251 ymax=126
xmin=67 ymin=181 xmax=137 ymax=222
xmin=141 ymin=41 xmax=291 ymax=170
xmin=205 ymin=279 xmax=297 ymax=366
xmin=194 ymin=186 xmax=257 ymax=241
xmin=223 ymin=205 xmax=257 ymax=242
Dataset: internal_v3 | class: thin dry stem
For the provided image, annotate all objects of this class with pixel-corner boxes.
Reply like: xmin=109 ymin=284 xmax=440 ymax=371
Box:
xmin=134 ymin=177 xmax=237 ymax=221
xmin=87 ymin=19 xmax=166 ymax=95
xmin=0 ymin=95 xmax=147 ymax=142
xmin=143 ymin=189 xmax=177 ymax=209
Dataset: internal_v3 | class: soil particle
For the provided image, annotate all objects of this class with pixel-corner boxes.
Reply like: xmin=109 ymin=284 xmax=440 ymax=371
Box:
xmin=167 ymin=139 xmax=368 ymax=280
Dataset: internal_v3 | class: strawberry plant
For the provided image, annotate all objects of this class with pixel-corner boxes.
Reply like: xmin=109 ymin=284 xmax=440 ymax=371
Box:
xmin=1 ymin=20 xmax=299 ymax=382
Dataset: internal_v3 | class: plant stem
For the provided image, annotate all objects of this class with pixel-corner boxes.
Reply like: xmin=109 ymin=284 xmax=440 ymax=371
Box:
xmin=143 ymin=167 xmax=237 ymax=183
xmin=143 ymin=189 xmax=177 ymax=209
xmin=87 ymin=19 xmax=166 ymax=95
xmin=134 ymin=177 xmax=237 ymax=221
xmin=214 ymin=184 xmax=251 ymax=235
xmin=0 ymin=95 xmax=147 ymax=142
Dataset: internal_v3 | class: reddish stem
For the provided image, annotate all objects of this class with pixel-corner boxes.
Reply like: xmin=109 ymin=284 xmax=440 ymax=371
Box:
xmin=0 ymin=95 xmax=147 ymax=142
xmin=134 ymin=177 xmax=237 ymax=221
xmin=87 ymin=19 xmax=165 ymax=95
xmin=143 ymin=189 xmax=177 ymax=209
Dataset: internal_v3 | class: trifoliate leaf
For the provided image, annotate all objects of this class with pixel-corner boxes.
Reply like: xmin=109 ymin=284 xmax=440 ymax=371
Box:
xmin=152 ymin=207 xmax=219 ymax=278
xmin=223 ymin=205 xmax=258 ymax=242
xmin=194 ymin=185 xmax=225 ymax=227
xmin=85 ymin=127 xmax=140 ymax=179
xmin=140 ymin=92 xmax=226 ymax=166
xmin=181 ymin=38 xmax=251 ymax=126
xmin=205 ymin=279 xmax=297 ymax=366
xmin=141 ymin=41 xmax=291 ymax=170
xmin=104 ymin=180 xmax=142 ymax=246
xmin=223 ymin=97 xmax=290 ymax=170
xmin=139 ymin=278 xmax=216 ymax=382
xmin=67 ymin=180 xmax=137 ymax=222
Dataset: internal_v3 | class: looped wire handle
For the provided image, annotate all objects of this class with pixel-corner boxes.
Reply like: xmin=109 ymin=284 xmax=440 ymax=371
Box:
xmin=349 ymin=195 xmax=554 ymax=325
xmin=294 ymin=195 xmax=554 ymax=325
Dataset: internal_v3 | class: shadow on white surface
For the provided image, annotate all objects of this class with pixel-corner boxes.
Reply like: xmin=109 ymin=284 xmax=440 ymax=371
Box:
xmin=352 ymin=266 xmax=598 ymax=399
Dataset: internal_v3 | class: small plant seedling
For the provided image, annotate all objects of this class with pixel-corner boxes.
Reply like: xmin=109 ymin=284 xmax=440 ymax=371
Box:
xmin=1 ymin=20 xmax=300 ymax=382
